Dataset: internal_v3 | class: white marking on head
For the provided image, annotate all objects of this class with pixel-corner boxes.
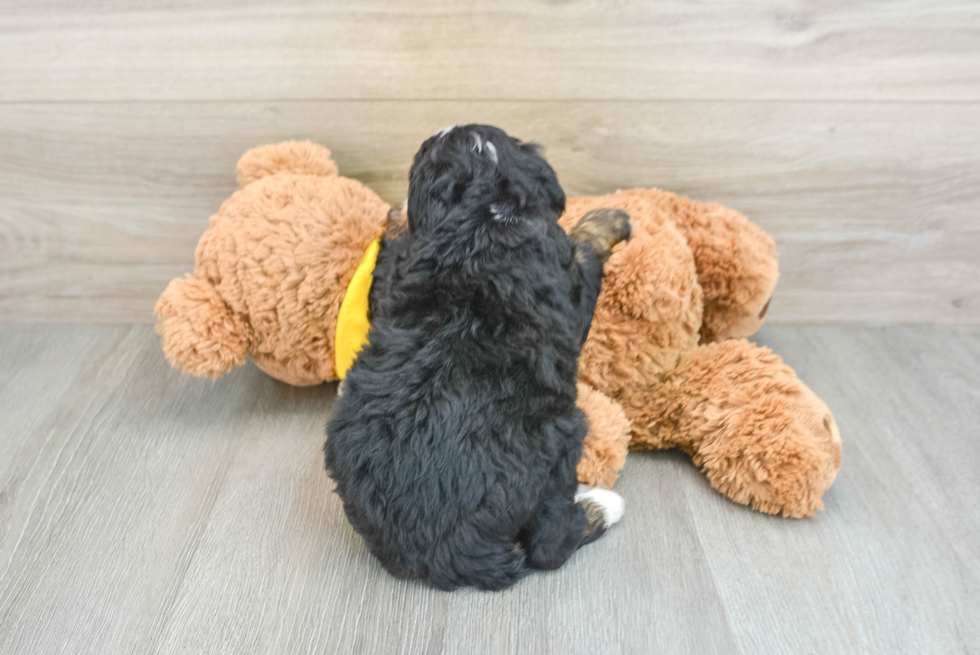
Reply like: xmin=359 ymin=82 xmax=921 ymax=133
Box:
xmin=490 ymin=203 xmax=517 ymax=224
xmin=435 ymin=125 xmax=457 ymax=138
xmin=485 ymin=141 xmax=498 ymax=164
xmin=471 ymin=132 xmax=483 ymax=153
xmin=575 ymin=486 xmax=625 ymax=527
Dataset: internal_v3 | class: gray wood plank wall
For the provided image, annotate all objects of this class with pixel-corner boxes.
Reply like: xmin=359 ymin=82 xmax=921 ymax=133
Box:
xmin=1 ymin=0 xmax=978 ymax=324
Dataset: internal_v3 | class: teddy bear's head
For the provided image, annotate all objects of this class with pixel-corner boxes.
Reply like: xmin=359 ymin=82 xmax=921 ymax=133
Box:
xmin=155 ymin=142 xmax=390 ymax=385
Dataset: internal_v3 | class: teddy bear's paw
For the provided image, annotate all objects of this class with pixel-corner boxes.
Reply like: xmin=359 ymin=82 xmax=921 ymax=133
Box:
xmin=698 ymin=399 xmax=842 ymax=519
xmin=653 ymin=340 xmax=842 ymax=518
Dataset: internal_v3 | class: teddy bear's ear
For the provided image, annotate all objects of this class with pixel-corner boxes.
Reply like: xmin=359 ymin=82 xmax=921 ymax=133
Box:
xmin=236 ymin=141 xmax=339 ymax=188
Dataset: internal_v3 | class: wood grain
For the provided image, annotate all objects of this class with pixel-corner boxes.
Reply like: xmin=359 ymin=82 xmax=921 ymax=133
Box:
xmin=1 ymin=0 xmax=979 ymax=102
xmin=2 ymin=0 xmax=978 ymax=325
xmin=1 ymin=100 xmax=977 ymax=324
xmin=0 ymin=324 xmax=977 ymax=654
xmin=691 ymin=325 xmax=980 ymax=654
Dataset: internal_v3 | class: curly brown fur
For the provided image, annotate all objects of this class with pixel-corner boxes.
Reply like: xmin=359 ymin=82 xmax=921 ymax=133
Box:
xmin=155 ymin=142 xmax=390 ymax=385
xmin=622 ymin=339 xmax=841 ymax=518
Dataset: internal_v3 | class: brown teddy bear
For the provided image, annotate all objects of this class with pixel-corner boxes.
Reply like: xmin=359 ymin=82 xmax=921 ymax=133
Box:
xmin=561 ymin=192 xmax=841 ymax=517
xmin=156 ymin=141 xmax=841 ymax=518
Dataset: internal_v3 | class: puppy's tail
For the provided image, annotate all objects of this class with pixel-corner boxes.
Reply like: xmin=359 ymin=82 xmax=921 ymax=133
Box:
xmin=154 ymin=275 xmax=251 ymax=379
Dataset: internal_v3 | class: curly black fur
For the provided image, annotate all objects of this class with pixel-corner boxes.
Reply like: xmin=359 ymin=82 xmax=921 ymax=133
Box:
xmin=325 ymin=125 xmax=622 ymax=591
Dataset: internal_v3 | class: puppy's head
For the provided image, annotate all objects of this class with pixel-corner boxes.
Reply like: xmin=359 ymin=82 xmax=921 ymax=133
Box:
xmin=406 ymin=125 xmax=565 ymax=249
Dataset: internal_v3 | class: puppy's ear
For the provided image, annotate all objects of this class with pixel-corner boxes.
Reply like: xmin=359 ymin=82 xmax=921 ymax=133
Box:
xmin=495 ymin=141 xmax=565 ymax=221
xmin=516 ymin=141 xmax=565 ymax=218
xmin=536 ymin=157 xmax=566 ymax=217
xmin=406 ymin=160 xmax=456 ymax=233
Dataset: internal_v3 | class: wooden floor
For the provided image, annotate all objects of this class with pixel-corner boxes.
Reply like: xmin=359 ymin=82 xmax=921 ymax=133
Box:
xmin=0 ymin=324 xmax=977 ymax=654
xmin=1 ymin=3 xmax=979 ymax=651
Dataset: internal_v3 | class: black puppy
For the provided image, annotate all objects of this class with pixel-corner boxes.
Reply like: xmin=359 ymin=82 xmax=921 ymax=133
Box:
xmin=325 ymin=125 xmax=630 ymax=591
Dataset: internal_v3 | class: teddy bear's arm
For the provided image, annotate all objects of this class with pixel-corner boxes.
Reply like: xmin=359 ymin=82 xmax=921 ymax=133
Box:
xmin=155 ymin=276 xmax=252 ymax=379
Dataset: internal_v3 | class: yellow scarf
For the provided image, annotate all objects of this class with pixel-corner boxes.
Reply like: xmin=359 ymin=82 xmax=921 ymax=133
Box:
xmin=334 ymin=237 xmax=382 ymax=379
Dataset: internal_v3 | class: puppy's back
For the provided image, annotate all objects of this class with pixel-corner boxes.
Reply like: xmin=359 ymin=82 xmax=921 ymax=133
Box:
xmin=326 ymin=125 xmax=608 ymax=591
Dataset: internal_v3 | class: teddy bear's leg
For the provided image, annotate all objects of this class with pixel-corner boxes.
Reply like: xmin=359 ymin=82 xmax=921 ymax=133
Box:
xmin=154 ymin=276 xmax=252 ymax=379
xmin=663 ymin=195 xmax=779 ymax=343
xmin=575 ymin=383 xmax=632 ymax=488
xmin=622 ymin=340 xmax=841 ymax=517
xmin=235 ymin=141 xmax=339 ymax=187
